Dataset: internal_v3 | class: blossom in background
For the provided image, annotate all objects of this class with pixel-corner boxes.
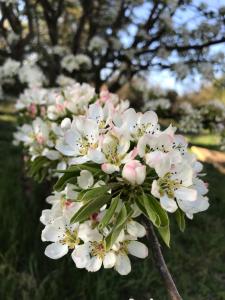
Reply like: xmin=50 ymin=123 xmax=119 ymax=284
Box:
xmin=18 ymin=63 xmax=46 ymax=88
xmin=61 ymin=54 xmax=92 ymax=72
xmin=88 ymin=36 xmax=108 ymax=55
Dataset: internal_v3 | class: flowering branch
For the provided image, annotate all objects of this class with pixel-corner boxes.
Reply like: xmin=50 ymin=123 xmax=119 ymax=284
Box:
xmin=144 ymin=220 xmax=182 ymax=300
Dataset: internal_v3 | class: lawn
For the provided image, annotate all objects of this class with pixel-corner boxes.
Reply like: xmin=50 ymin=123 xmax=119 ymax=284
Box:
xmin=0 ymin=106 xmax=225 ymax=300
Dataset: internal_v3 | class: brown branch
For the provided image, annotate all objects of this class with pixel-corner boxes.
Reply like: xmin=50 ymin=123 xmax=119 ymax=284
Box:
xmin=165 ymin=37 xmax=225 ymax=51
xmin=143 ymin=220 xmax=182 ymax=300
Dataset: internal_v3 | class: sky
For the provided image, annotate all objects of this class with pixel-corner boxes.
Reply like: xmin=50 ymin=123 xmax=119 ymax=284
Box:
xmin=131 ymin=0 xmax=225 ymax=95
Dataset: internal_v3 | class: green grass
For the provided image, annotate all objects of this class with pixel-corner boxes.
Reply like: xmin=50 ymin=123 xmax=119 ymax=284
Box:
xmin=0 ymin=112 xmax=225 ymax=300
xmin=187 ymin=134 xmax=221 ymax=148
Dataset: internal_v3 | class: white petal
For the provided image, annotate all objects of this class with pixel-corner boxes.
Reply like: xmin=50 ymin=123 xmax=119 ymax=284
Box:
xmin=42 ymin=149 xmax=61 ymax=160
xmin=115 ymin=254 xmax=131 ymax=275
xmin=86 ymin=256 xmax=102 ymax=272
xmin=128 ymin=241 xmax=148 ymax=259
xmin=88 ymin=149 xmax=106 ymax=163
xmin=40 ymin=209 xmax=54 ymax=226
xmin=45 ymin=242 xmax=68 ymax=259
xmin=71 ymin=243 xmax=90 ymax=268
xmin=160 ymin=195 xmax=178 ymax=213
xmin=175 ymin=187 xmax=197 ymax=202
xmin=127 ymin=220 xmax=146 ymax=238
xmin=151 ymin=180 xmax=160 ymax=198
xmin=68 ymin=156 xmax=90 ymax=165
xmin=78 ymin=222 xmax=102 ymax=242
xmin=103 ymin=251 xmax=116 ymax=268
xmin=61 ymin=118 xmax=71 ymax=130
xmin=77 ymin=170 xmax=94 ymax=189
xmin=56 ymin=141 xmax=76 ymax=156
xmin=41 ymin=224 xmax=63 ymax=242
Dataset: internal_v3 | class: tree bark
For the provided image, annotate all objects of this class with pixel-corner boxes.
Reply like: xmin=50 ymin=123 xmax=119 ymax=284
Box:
xmin=143 ymin=220 xmax=182 ymax=300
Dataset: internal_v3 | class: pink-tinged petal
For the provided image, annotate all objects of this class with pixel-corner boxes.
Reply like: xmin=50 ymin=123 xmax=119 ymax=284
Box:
xmin=136 ymin=165 xmax=146 ymax=185
xmin=122 ymin=165 xmax=136 ymax=185
xmin=101 ymin=163 xmax=119 ymax=174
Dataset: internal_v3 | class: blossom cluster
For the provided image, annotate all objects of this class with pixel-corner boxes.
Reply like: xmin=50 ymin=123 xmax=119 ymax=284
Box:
xmin=177 ymin=100 xmax=225 ymax=135
xmin=143 ymin=98 xmax=171 ymax=115
xmin=13 ymin=83 xmax=129 ymax=178
xmin=14 ymin=82 xmax=209 ymax=275
xmin=0 ymin=58 xmax=46 ymax=93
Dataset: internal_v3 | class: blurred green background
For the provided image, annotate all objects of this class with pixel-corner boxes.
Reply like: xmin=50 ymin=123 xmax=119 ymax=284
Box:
xmin=0 ymin=103 xmax=225 ymax=300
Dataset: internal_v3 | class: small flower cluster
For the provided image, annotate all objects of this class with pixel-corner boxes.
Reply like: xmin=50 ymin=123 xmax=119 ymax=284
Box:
xmin=13 ymin=83 xmax=129 ymax=178
xmin=144 ymin=98 xmax=171 ymax=116
xmin=40 ymin=174 xmax=148 ymax=275
xmin=177 ymin=100 xmax=225 ymax=135
xmin=14 ymin=82 xmax=209 ymax=275
xmin=0 ymin=58 xmax=46 ymax=94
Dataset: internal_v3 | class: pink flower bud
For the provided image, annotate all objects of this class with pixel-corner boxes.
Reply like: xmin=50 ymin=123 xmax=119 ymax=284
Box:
xmin=122 ymin=160 xmax=146 ymax=185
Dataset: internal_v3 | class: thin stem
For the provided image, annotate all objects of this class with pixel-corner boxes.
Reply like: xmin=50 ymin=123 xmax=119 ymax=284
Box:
xmin=143 ymin=220 xmax=182 ymax=300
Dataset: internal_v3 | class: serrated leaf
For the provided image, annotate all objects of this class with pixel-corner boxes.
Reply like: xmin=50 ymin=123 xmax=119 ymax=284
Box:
xmin=98 ymin=195 xmax=120 ymax=230
xmin=175 ymin=209 xmax=186 ymax=232
xmin=70 ymin=194 xmax=111 ymax=223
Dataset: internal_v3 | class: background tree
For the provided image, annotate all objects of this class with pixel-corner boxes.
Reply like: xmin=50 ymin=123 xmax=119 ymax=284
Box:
xmin=0 ymin=0 xmax=224 ymax=92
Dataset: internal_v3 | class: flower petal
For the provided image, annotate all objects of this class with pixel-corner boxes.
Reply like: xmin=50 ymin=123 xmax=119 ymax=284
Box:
xmin=103 ymin=251 xmax=116 ymax=269
xmin=45 ymin=242 xmax=68 ymax=259
xmin=128 ymin=241 xmax=148 ymax=259
xmin=115 ymin=254 xmax=131 ymax=276
xmin=86 ymin=256 xmax=102 ymax=272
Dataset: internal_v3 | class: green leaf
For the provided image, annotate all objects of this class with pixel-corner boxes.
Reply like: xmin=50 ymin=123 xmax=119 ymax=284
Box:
xmin=27 ymin=156 xmax=56 ymax=182
xmin=77 ymin=186 xmax=111 ymax=202
xmin=141 ymin=194 xmax=161 ymax=228
xmin=57 ymin=163 xmax=103 ymax=175
xmin=142 ymin=193 xmax=170 ymax=247
xmin=175 ymin=209 xmax=186 ymax=232
xmin=105 ymin=203 xmax=133 ymax=251
xmin=157 ymin=225 xmax=170 ymax=248
xmin=98 ymin=195 xmax=120 ymax=230
xmin=135 ymin=197 xmax=149 ymax=218
xmin=70 ymin=194 xmax=111 ymax=224
xmin=54 ymin=170 xmax=80 ymax=191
